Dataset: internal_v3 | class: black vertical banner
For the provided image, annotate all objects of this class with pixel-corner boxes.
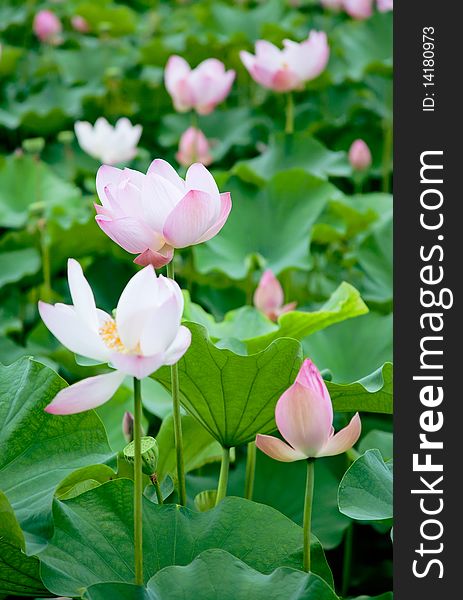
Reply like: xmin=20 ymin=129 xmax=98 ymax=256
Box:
xmin=395 ymin=2 xmax=459 ymax=598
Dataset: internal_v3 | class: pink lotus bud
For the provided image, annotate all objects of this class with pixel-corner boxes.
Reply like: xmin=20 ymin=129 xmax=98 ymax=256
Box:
xmin=343 ymin=0 xmax=374 ymax=19
xmin=240 ymin=31 xmax=329 ymax=93
xmin=122 ymin=411 xmax=135 ymax=443
xmin=94 ymin=159 xmax=232 ymax=268
xmin=377 ymin=0 xmax=393 ymax=12
xmin=165 ymin=56 xmax=235 ymax=115
xmin=348 ymin=139 xmax=372 ymax=172
xmin=176 ymin=127 xmax=212 ymax=167
xmin=33 ymin=10 xmax=62 ymax=44
xmin=256 ymin=359 xmax=361 ymax=462
xmin=253 ymin=270 xmax=296 ymax=321
xmin=71 ymin=15 xmax=90 ymax=33
xmin=320 ymin=0 xmax=343 ymax=9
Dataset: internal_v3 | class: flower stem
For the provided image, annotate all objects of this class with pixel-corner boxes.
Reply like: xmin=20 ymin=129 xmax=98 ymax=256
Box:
xmin=215 ymin=447 xmax=230 ymax=505
xmin=341 ymin=522 xmax=354 ymax=597
xmin=285 ymin=92 xmax=294 ymax=135
xmin=133 ymin=377 xmax=144 ymax=586
xmin=244 ymin=441 xmax=256 ymax=500
xmin=39 ymin=222 xmax=52 ymax=303
xmin=166 ymin=258 xmax=187 ymax=507
xmin=303 ymin=458 xmax=315 ymax=572
xmin=150 ymin=473 xmax=164 ymax=505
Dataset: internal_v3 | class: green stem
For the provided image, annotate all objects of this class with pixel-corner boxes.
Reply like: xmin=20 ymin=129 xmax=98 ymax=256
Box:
xmin=341 ymin=523 xmax=354 ymax=597
xmin=285 ymin=92 xmax=294 ymax=135
xmin=191 ymin=111 xmax=199 ymax=129
xmin=166 ymin=257 xmax=187 ymax=507
xmin=382 ymin=119 xmax=393 ymax=193
xmin=215 ymin=447 xmax=230 ymax=505
xmin=133 ymin=378 xmax=144 ymax=585
xmin=303 ymin=459 xmax=315 ymax=572
xmin=244 ymin=441 xmax=256 ymax=500
xmin=39 ymin=224 xmax=52 ymax=303
xmin=150 ymin=474 xmax=164 ymax=505
xmin=354 ymin=173 xmax=364 ymax=195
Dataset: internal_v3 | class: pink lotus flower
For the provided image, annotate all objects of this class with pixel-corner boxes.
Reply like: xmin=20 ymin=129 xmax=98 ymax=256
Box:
xmin=74 ymin=117 xmax=142 ymax=165
xmin=176 ymin=127 xmax=212 ymax=167
xmin=165 ymin=56 xmax=235 ymax=115
xmin=348 ymin=139 xmax=372 ymax=171
xmin=39 ymin=260 xmax=191 ymax=415
xmin=71 ymin=15 xmax=90 ymax=33
xmin=33 ymin=10 xmax=62 ymax=44
xmin=377 ymin=0 xmax=393 ymax=12
xmin=256 ymin=359 xmax=361 ymax=461
xmin=253 ymin=270 xmax=296 ymax=321
xmin=95 ymin=159 xmax=231 ymax=268
xmin=343 ymin=0 xmax=374 ymax=19
xmin=240 ymin=32 xmax=329 ymax=93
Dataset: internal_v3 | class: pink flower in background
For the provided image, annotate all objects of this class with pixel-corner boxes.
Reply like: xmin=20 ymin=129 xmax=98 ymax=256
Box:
xmin=256 ymin=359 xmax=361 ymax=462
xmin=240 ymin=32 xmax=329 ymax=92
xmin=348 ymin=139 xmax=372 ymax=171
xmin=95 ymin=159 xmax=231 ymax=268
xmin=71 ymin=15 xmax=90 ymax=33
xmin=39 ymin=260 xmax=191 ymax=414
xmin=176 ymin=127 xmax=212 ymax=167
xmin=165 ymin=56 xmax=235 ymax=115
xmin=377 ymin=0 xmax=393 ymax=12
xmin=320 ymin=0 xmax=343 ymax=9
xmin=253 ymin=270 xmax=296 ymax=321
xmin=33 ymin=10 xmax=62 ymax=44
xmin=343 ymin=0 xmax=374 ymax=19
xmin=74 ymin=117 xmax=142 ymax=165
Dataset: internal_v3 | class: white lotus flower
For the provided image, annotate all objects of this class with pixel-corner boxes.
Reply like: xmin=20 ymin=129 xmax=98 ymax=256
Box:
xmin=74 ymin=117 xmax=142 ymax=165
xmin=39 ymin=259 xmax=191 ymax=414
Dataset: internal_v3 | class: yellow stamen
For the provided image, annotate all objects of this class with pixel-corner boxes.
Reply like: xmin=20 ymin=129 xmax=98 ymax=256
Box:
xmin=99 ymin=319 xmax=126 ymax=353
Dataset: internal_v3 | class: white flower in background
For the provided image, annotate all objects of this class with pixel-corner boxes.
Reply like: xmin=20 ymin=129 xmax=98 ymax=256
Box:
xmin=74 ymin=117 xmax=142 ymax=165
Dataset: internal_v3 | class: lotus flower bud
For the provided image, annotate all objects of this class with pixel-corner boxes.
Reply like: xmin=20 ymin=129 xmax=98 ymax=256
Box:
xmin=253 ymin=270 xmax=296 ymax=321
xmin=256 ymin=359 xmax=362 ymax=462
xmin=124 ymin=436 xmax=159 ymax=476
xmin=343 ymin=0 xmax=374 ymax=19
xmin=71 ymin=15 xmax=90 ymax=33
xmin=348 ymin=139 xmax=372 ymax=172
xmin=122 ymin=411 xmax=135 ymax=443
xmin=176 ymin=127 xmax=212 ymax=167
xmin=33 ymin=10 xmax=62 ymax=44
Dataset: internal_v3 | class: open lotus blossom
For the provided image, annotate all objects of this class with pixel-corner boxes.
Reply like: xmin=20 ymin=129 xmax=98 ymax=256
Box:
xmin=253 ymin=270 xmax=296 ymax=321
xmin=240 ymin=32 xmax=329 ymax=93
xmin=165 ymin=56 xmax=235 ymax=115
xmin=33 ymin=10 xmax=62 ymax=44
xmin=349 ymin=139 xmax=372 ymax=171
xmin=256 ymin=359 xmax=361 ymax=461
xmin=176 ymin=127 xmax=212 ymax=167
xmin=376 ymin=0 xmax=393 ymax=12
xmin=39 ymin=259 xmax=191 ymax=414
xmin=74 ymin=117 xmax=142 ymax=165
xmin=343 ymin=0 xmax=374 ymax=19
xmin=95 ymin=159 xmax=231 ymax=268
